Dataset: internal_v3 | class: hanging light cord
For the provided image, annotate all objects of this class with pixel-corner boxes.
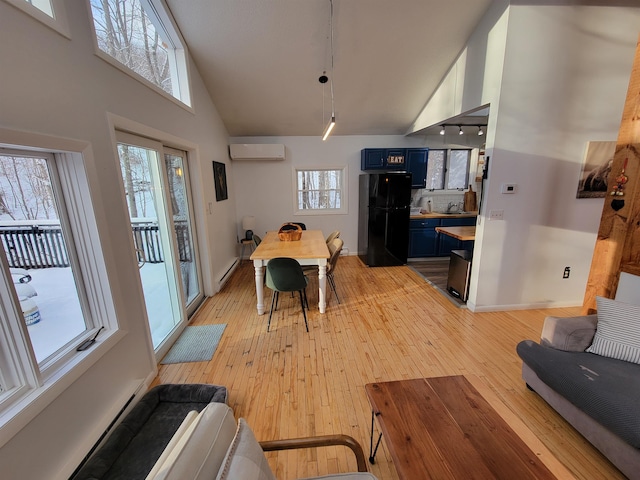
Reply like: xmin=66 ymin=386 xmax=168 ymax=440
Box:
xmin=329 ymin=0 xmax=335 ymax=120
xmin=322 ymin=0 xmax=336 ymax=140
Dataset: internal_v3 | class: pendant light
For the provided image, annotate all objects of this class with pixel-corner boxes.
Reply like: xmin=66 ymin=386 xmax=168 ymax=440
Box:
xmin=322 ymin=0 xmax=336 ymax=141
xmin=439 ymin=125 xmax=445 ymax=135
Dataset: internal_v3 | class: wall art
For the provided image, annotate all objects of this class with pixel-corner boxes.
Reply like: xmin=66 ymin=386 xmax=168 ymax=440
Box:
xmin=576 ymin=141 xmax=616 ymax=198
xmin=213 ymin=161 xmax=228 ymax=201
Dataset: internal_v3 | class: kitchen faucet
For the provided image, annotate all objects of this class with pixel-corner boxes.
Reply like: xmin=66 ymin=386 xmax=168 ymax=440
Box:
xmin=447 ymin=201 xmax=465 ymax=213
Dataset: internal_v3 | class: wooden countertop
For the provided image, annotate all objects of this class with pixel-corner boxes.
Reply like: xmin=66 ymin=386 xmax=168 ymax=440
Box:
xmin=435 ymin=226 xmax=476 ymax=241
xmin=410 ymin=211 xmax=478 ymax=220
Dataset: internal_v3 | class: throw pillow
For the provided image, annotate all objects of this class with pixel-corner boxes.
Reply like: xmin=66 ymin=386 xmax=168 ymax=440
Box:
xmin=216 ymin=418 xmax=276 ymax=480
xmin=586 ymin=296 xmax=640 ymax=364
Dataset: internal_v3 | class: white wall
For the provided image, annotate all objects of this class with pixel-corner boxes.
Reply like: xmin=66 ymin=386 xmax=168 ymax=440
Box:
xmin=0 ymin=1 xmax=233 ymax=478
xmin=411 ymin=1 xmax=640 ymax=311
xmin=230 ymin=135 xmax=428 ymax=255
xmin=474 ymin=4 xmax=639 ymax=310
xmin=408 ymin=0 xmax=510 ymax=134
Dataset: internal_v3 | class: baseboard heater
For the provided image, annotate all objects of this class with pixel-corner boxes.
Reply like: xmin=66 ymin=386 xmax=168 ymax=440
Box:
xmin=218 ymin=258 xmax=239 ymax=288
xmin=69 ymin=381 xmax=144 ymax=478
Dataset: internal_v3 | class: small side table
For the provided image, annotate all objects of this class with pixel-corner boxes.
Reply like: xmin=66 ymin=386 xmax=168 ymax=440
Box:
xmin=240 ymin=238 xmax=254 ymax=262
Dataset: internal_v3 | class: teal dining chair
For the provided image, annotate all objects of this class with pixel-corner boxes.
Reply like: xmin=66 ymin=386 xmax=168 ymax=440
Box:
xmin=265 ymin=257 xmax=309 ymax=332
xmin=325 ymin=238 xmax=343 ymax=304
xmin=252 ymin=234 xmax=262 ymax=248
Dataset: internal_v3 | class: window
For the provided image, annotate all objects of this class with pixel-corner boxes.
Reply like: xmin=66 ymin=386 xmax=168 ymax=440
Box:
xmin=5 ymin=0 xmax=70 ymax=37
xmin=24 ymin=0 xmax=53 ymax=17
xmin=426 ymin=149 xmax=471 ymax=190
xmin=88 ymin=0 xmax=191 ymax=106
xmin=0 ymin=144 xmax=114 ymax=426
xmin=295 ymin=167 xmax=347 ymax=214
xmin=0 ymin=152 xmax=87 ymax=364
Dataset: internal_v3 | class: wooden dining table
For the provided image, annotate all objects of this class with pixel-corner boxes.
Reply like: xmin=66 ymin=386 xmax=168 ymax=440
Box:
xmin=249 ymin=230 xmax=330 ymax=315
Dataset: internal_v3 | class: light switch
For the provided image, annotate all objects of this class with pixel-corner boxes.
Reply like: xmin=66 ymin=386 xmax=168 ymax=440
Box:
xmin=489 ymin=210 xmax=504 ymax=220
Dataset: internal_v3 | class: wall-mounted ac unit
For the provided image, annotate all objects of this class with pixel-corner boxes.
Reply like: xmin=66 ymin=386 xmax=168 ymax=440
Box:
xmin=229 ymin=144 xmax=285 ymax=161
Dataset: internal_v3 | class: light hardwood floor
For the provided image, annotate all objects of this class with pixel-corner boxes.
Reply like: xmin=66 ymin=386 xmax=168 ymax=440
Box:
xmin=151 ymin=256 xmax=624 ymax=480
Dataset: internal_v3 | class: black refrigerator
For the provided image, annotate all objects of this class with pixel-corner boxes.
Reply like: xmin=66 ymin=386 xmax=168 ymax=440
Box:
xmin=358 ymin=172 xmax=412 ymax=267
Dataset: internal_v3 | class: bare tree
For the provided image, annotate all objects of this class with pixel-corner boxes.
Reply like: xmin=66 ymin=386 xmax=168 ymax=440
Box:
xmin=118 ymin=145 xmax=154 ymax=218
xmin=91 ymin=0 xmax=172 ymax=94
xmin=0 ymin=156 xmax=56 ymax=220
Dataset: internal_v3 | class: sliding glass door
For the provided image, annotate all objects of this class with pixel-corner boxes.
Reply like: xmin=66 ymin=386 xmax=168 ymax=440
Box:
xmin=116 ymin=133 xmax=202 ymax=350
xmin=163 ymin=147 xmax=201 ymax=311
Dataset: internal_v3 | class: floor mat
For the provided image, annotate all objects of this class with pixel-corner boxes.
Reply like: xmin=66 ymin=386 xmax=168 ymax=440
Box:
xmin=160 ymin=324 xmax=226 ymax=364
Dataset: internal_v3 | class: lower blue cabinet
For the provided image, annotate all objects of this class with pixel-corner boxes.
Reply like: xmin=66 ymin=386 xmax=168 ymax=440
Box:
xmin=438 ymin=217 xmax=477 ymax=257
xmin=409 ymin=219 xmax=440 ymax=258
xmin=409 ymin=217 xmax=476 ymax=258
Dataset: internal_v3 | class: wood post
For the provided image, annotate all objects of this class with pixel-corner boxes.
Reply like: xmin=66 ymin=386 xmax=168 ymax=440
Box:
xmin=583 ymin=34 xmax=640 ymax=314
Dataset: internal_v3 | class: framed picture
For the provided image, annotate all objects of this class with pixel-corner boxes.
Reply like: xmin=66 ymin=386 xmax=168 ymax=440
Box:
xmin=576 ymin=141 xmax=616 ymax=198
xmin=213 ymin=161 xmax=228 ymax=201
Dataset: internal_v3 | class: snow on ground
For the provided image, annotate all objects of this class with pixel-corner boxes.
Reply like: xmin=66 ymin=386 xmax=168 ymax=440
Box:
xmin=25 ymin=263 xmax=173 ymax=361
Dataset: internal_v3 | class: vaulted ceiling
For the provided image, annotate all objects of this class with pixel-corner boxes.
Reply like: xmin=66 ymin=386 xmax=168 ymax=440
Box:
xmin=165 ymin=0 xmax=494 ymax=138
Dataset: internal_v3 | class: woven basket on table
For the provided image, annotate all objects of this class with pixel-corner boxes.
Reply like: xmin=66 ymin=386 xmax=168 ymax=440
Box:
xmin=278 ymin=223 xmax=303 ymax=241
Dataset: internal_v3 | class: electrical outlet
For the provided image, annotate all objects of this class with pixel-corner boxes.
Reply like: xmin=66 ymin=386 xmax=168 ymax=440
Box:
xmin=501 ymin=183 xmax=517 ymax=194
xmin=563 ymin=267 xmax=571 ymax=279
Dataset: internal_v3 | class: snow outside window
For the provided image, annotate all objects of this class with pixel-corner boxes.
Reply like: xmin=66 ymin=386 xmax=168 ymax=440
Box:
xmin=0 ymin=146 xmax=114 ymax=426
xmin=426 ymin=149 xmax=471 ymax=191
xmin=88 ymin=0 xmax=191 ymax=106
xmin=295 ymin=167 xmax=347 ymax=215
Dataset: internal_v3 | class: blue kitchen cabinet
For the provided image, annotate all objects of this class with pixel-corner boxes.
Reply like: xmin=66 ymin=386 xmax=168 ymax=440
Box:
xmin=384 ymin=148 xmax=407 ymax=170
xmin=361 ymin=149 xmax=385 ymax=169
xmin=408 ymin=218 xmax=440 ymax=258
xmin=406 ymin=148 xmax=428 ymax=188
xmin=438 ymin=217 xmax=476 ymax=257
xmin=361 ymin=148 xmax=407 ymax=171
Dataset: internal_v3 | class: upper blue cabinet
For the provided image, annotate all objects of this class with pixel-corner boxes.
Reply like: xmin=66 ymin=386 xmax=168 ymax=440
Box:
xmin=406 ymin=148 xmax=427 ymax=188
xmin=361 ymin=148 xmax=428 ymax=188
xmin=361 ymin=148 xmax=406 ymax=170
xmin=361 ymin=148 xmax=386 ymax=169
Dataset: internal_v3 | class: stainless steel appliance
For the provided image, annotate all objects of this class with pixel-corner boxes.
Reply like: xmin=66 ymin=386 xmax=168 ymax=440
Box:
xmin=358 ymin=172 xmax=411 ymax=266
xmin=447 ymin=249 xmax=472 ymax=301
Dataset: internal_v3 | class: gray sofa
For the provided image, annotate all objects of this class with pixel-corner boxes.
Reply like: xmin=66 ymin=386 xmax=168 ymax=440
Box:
xmin=71 ymin=383 xmax=228 ymax=480
xmin=517 ymin=314 xmax=640 ymax=480
xmin=71 ymin=383 xmax=375 ymax=480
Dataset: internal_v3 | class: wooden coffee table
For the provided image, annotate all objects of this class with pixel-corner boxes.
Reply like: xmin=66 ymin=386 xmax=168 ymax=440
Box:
xmin=365 ymin=375 xmax=574 ymax=479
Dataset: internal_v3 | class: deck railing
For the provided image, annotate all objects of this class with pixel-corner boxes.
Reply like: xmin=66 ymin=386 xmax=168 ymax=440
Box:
xmin=0 ymin=221 xmax=191 ymax=269
xmin=0 ymin=225 xmax=69 ymax=269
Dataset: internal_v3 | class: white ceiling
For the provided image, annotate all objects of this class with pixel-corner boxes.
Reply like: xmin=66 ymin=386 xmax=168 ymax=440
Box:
xmin=165 ymin=0 xmax=494 ymax=138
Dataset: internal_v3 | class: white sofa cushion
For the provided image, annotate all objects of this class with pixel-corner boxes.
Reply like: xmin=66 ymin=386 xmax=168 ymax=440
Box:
xmin=145 ymin=410 xmax=199 ymax=480
xmin=587 ymin=296 xmax=640 ymax=364
xmin=152 ymin=402 xmax=237 ymax=480
xmin=216 ymin=418 xmax=276 ymax=480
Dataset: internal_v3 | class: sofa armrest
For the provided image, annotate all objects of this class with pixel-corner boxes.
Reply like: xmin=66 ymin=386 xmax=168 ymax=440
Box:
xmin=540 ymin=314 xmax=597 ymax=352
xmin=260 ymin=434 xmax=369 ymax=473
